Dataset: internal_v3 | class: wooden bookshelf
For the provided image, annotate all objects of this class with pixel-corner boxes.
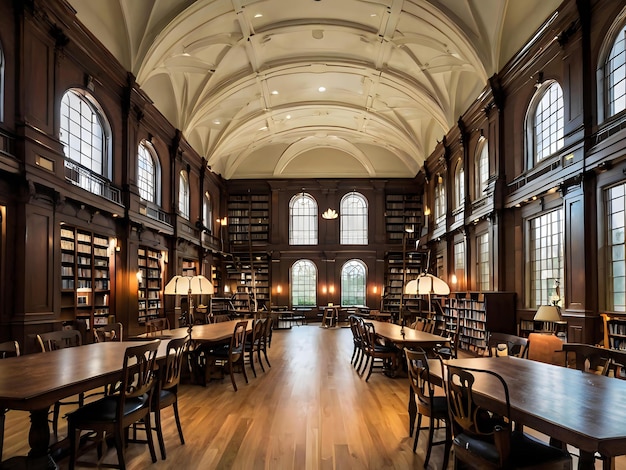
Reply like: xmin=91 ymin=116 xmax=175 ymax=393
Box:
xmin=60 ymin=226 xmax=112 ymax=329
xmin=137 ymin=247 xmax=164 ymax=324
xmin=602 ymin=313 xmax=626 ymax=350
xmin=227 ymin=193 xmax=270 ymax=245
xmin=442 ymin=292 xmax=516 ymax=354
xmin=385 ymin=194 xmax=422 ymax=242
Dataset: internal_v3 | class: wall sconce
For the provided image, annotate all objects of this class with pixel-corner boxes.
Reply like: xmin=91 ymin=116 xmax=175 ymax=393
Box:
xmin=276 ymin=284 xmax=282 ymax=294
xmin=451 ymin=274 xmax=457 ymax=285
xmin=372 ymin=285 xmax=378 ymax=295
xmin=217 ymin=217 xmax=227 ymax=226
xmin=437 ymin=174 xmax=443 ymax=184
xmin=322 ymin=208 xmax=338 ymax=220
xmin=424 ymin=206 xmax=431 ymax=216
xmin=224 ymin=284 xmax=231 ymax=294
xmin=322 ymin=285 xmax=328 ymax=294
xmin=136 ymin=270 xmax=143 ymax=284
xmin=329 ymin=285 xmax=335 ymax=294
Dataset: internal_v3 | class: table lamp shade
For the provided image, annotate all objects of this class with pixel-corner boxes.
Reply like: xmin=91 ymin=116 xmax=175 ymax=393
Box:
xmin=164 ymin=275 xmax=214 ymax=295
xmin=533 ymin=305 xmax=561 ymax=322
xmin=404 ymin=273 xmax=451 ymax=296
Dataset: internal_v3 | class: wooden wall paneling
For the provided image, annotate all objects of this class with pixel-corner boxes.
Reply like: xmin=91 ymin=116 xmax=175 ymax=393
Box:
xmin=24 ymin=205 xmax=54 ymax=315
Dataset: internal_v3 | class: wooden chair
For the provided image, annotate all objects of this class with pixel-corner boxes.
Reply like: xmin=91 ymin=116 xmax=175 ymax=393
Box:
xmin=260 ymin=316 xmax=272 ymax=368
xmin=93 ymin=322 xmax=124 ymax=342
xmin=202 ymin=321 xmax=248 ymax=391
xmin=0 ymin=340 xmax=19 ymax=460
xmin=404 ymin=348 xmax=451 ymax=469
xmin=446 ymin=364 xmax=572 ymax=469
xmin=562 ymin=343 xmax=611 ymax=375
xmin=152 ymin=336 xmax=188 ymax=460
xmin=245 ymin=319 xmax=265 ymax=377
xmin=0 ymin=340 xmax=19 ymax=359
xmin=211 ymin=314 xmax=231 ymax=324
xmin=527 ymin=333 xmax=565 ymax=365
xmin=36 ymin=330 xmax=83 ymax=439
xmin=487 ymin=332 xmax=529 ymax=358
xmin=67 ymin=339 xmax=160 ymax=470
xmin=348 ymin=315 xmax=364 ymax=368
xmin=145 ymin=317 xmax=170 ymax=336
xmin=359 ymin=321 xmax=399 ymax=381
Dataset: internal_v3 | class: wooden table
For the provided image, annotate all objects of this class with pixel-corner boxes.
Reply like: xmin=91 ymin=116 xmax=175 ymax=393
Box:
xmin=429 ymin=356 xmax=626 ymax=469
xmin=141 ymin=319 xmax=252 ymax=343
xmin=368 ymin=320 xmax=450 ymax=348
xmin=0 ymin=340 xmax=168 ymax=468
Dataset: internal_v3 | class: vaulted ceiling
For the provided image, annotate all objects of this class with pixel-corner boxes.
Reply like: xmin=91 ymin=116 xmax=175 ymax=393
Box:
xmin=67 ymin=0 xmax=562 ymax=179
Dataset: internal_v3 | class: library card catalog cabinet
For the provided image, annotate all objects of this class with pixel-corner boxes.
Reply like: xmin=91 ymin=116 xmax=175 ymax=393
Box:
xmin=441 ymin=292 xmax=516 ymax=354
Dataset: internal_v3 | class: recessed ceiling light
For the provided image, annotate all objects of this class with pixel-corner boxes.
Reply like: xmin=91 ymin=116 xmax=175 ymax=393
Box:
xmin=318 ymin=86 xmax=326 ymax=92
xmin=254 ymin=13 xmax=263 ymax=18
xmin=259 ymin=126 xmax=268 ymax=131
xmin=213 ymin=119 xmax=221 ymax=125
xmin=286 ymin=114 xmax=291 ymax=119
xmin=271 ymin=90 xmax=279 ymax=95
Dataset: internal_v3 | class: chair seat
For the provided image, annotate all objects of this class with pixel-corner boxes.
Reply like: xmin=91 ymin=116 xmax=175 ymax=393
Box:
xmin=70 ymin=395 xmax=149 ymax=423
xmin=418 ymin=395 xmax=447 ymax=415
xmin=455 ymin=430 xmax=571 ymax=468
xmin=156 ymin=389 xmax=177 ymax=408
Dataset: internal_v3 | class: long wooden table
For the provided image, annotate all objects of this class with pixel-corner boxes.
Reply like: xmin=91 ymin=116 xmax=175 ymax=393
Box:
xmin=368 ymin=319 xmax=450 ymax=348
xmin=429 ymin=356 xmax=626 ymax=470
xmin=0 ymin=339 xmax=169 ymax=468
xmin=141 ymin=319 xmax=252 ymax=342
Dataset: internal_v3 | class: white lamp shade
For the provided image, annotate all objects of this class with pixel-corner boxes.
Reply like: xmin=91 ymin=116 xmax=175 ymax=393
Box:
xmin=533 ymin=305 xmax=561 ymax=322
xmin=164 ymin=275 xmax=214 ymax=295
xmin=404 ymin=273 xmax=451 ymax=296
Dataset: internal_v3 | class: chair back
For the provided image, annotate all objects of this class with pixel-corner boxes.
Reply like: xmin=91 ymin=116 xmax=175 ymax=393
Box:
xmin=251 ymin=318 xmax=264 ymax=344
xmin=119 ymin=340 xmax=160 ymax=420
xmin=212 ymin=314 xmax=231 ymax=324
xmin=446 ymin=364 xmax=512 ymax=464
xmin=527 ymin=333 xmax=565 ymax=364
xmin=93 ymin=322 xmax=123 ymax=342
xmin=37 ymin=329 xmax=82 ymax=352
xmin=361 ymin=322 xmax=377 ymax=353
xmin=348 ymin=315 xmax=362 ymax=341
xmin=562 ymin=343 xmax=611 ymax=375
xmin=145 ymin=317 xmax=170 ymax=336
xmin=229 ymin=321 xmax=248 ymax=360
xmin=487 ymin=332 xmax=529 ymax=358
xmin=261 ymin=316 xmax=272 ymax=343
xmin=0 ymin=340 xmax=20 ymax=358
xmin=161 ymin=336 xmax=189 ymax=392
xmin=405 ymin=348 xmax=437 ymax=407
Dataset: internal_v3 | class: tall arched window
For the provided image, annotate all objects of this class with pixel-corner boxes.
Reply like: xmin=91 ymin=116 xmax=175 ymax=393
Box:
xmin=340 ymin=192 xmax=368 ymax=244
xmin=605 ymin=21 xmax=626 ymax=118
xmin=475 ymin=138 xmax=489 ymax=198
xmin=60 ymin=89 xmax=112 ymax=194
xmin=137 ymin=141 xmax=160 ymax=204
xmin=526 ymin=81 xmax=564 ymax=166
xmin=289 ymin=193 xmax=318 ymax=245
xmin=434 ymin=176 xmax=446 ymax=224
xmin=341 ymin=259 xmax=366 ymax=306
xmin=291 ymin=259 xmax=317 ymax=307
xmin=178 ymin=170 xmax=190 ymax=220
xmin=453 ymin=163 xmax=464 ymax=211
xmin=203 ymin=191 xmax=213 ymax=233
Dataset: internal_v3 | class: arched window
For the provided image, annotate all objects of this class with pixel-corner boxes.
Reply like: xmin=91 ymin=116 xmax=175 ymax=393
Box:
xmin=526 ymin=81 xmax=564 ymax=166
xmin=341 ymin=259 xmax=366 ymax=306
xmin=137 ymin=141 xmax=160 ymax=204
xmin=60 ymin=89 xmax=112 ymax=193
xmin=203 ymin=191 xmax=213 ymax=233
xmin=604 ymin=21 xmax=626 ymax=118
xmin=178 ymin=170 xmax=190 ymax=220
xmin=340 ymin=192 xmax=368 ymax=244
xmin=475 ymin=138 xmax=489 ymax=198
xmin=289 ymin=193 xmax=318 ymax=245
xmin=434 ymin=176 xmax=446 ymax=223
xmin=453 ymin=163 xmax=464 ymax=211
xmin=291 ymin=259 xmax=317 ymax=307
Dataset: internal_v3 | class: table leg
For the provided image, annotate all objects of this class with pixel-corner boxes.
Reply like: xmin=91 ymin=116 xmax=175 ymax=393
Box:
xmin=1 ymin=407 xmax=57 ymax=470
xmin=408 ymin=384 xmax=416 ymax=437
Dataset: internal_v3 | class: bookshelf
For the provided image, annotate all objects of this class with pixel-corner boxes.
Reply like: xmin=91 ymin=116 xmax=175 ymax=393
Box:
xmin=137 ymin=247 xmax=164 ymax=324
xmin=602 ymin=313 xmax=626 ymax=350
xmin=442 ymin=292 xmax=516 ymax=354
xmin=225 ymin=253 xmax=270 ymax=312
xmin=385 ymin=194 xmax=422 ymax=242
xmin=382 ymin=251 xmax=424 ymax=314
xmin=60 ymin=226 xmax=112 ymax=329
xmin=227 ymin=194 xmax=270 ymax=245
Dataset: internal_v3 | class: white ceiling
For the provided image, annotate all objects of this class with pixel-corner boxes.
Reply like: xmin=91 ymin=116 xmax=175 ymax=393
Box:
xmin=67 ymin=0 xmax=562 ymax=179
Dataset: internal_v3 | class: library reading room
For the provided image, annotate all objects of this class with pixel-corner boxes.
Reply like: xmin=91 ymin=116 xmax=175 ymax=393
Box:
xmin=1 ymin=0 xmax=626 ymax=469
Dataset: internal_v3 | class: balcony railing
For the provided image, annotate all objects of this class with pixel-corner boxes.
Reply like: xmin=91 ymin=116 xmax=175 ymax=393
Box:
xmin=64 ymin=160 xmax=121 ymax=204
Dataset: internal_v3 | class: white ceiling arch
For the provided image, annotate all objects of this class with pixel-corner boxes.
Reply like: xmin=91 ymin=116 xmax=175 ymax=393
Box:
xmin=68 ymin=0 xmax=563 ymax=179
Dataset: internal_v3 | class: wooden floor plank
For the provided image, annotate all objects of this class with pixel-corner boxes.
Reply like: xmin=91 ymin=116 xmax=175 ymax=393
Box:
xmin=2 ymin=325 xmax=623 ymax=469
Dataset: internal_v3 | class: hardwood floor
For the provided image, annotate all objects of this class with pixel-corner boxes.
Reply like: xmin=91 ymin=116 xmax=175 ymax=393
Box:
xmin=2 ymin=325 xmax=624 ymax=469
